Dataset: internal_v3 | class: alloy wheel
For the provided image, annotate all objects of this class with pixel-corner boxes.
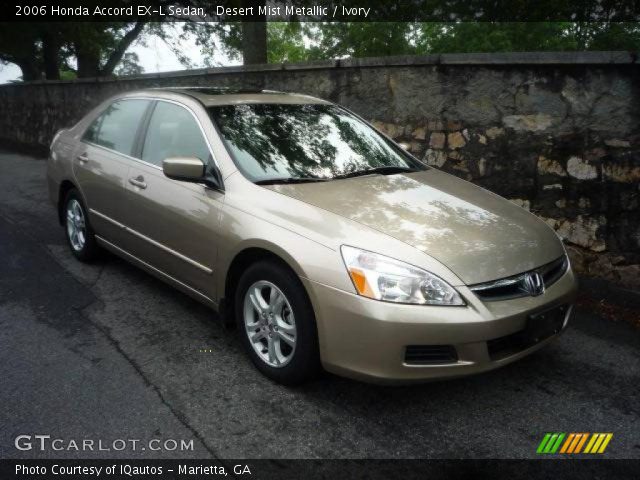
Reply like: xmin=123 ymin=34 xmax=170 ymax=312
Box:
xmin=66 ymin=198 xmax=86 ymax=252
xmin=243 ymin=280 xmax=297 ymax=368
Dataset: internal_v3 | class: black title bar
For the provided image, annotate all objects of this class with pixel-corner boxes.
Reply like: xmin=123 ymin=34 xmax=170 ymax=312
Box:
xmin=5 ymin=0 xmax=640 ymax=22
xmin=2 ymin=459 xmax=640 ymax=480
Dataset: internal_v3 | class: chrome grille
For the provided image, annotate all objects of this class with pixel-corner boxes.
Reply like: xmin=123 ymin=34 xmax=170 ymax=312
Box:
xmin=470 ymin=255 xmax=569 ymax=302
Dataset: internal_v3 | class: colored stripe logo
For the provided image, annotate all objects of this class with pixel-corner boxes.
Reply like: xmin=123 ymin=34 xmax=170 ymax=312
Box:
xmin=537 ymin=433 xmax=613 ymax=454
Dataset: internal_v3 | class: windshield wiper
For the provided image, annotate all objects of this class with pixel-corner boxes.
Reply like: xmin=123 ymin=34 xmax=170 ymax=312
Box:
xmin=254 ymin=176 xmax=329 ymax=185
xmin=333 ymin=165 xmax=420 ymax=180
xmin=255 ymin=166 xmax=420 ymax=185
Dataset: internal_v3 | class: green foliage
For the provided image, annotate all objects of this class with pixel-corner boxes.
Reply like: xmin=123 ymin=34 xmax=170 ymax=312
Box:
xmin=114 ymin=52 xmax=144 ymax=76
xmin=267 ymin=23 xmax=309 ymax=63
xmin=212 ymin=21 xmax=640 ymax=66
xmin=64 ymin=22 xmax=147 ymax=77
xmin=0 ymin=23 xmax=53 ymax=80
xmin=0 ymin=21 xmax=147 ymax=81
xmin=420 ymin=22 xmax=640 ymax=53
xmin=421 ymin=23 xmax=571 ymax=53
xmin=578 ymin=22 xmax=640 ymax=51
xmin=305 ymin=23 xmax=425 ymax=59
xmin=181 ymin=21 xmax=243 ymax=65
xmin=3 ymin=16 xmax=639 ymax=83
xmin=59 ymin=69 xmax=77 ymax=80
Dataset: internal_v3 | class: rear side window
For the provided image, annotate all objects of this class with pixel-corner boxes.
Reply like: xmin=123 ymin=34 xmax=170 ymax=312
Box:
xmin=84 ymin=99 xmax=149 ymax=156
xmin=141 ymin=101 xmax=211 ymax=167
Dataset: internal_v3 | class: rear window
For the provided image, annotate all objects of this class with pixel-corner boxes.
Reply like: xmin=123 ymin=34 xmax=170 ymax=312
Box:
xmin=84 ymin=99 xmax=149 ymax=156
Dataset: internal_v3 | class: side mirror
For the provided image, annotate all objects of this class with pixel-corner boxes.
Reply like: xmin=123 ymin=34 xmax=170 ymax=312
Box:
xmin=162 ymin=157 xmax=224 ymax=191
xmin=163 ymin=157 xmax=205 ymax=181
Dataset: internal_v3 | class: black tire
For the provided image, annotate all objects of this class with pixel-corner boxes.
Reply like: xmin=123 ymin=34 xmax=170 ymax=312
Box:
xmin=235 ymin=260 xmax=320 ymax=385
xmin=63 ymin=188 xmax=99 ymax=262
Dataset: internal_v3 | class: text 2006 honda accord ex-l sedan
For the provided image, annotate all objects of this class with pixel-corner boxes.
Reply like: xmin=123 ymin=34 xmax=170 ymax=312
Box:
xmin=47 ymin=88 xmax=578 ymax=385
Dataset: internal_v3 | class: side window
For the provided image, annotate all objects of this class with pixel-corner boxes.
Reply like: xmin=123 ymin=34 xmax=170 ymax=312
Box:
xmin=84 ymin=99 xmax=149 ymax=156
xmin=142 ymin=102 xmax=211 ymax=167
xmin=83 ymin=114 xmax=103 ymax=143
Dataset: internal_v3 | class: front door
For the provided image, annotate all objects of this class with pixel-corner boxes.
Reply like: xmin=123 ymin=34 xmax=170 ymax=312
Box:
xmin=121 ymin=100 xmax=224 ymax=301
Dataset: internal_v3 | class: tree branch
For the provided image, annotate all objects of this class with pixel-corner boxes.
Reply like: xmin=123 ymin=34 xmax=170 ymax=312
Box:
xmin=101 ymin=21 xmax=146 ymax=76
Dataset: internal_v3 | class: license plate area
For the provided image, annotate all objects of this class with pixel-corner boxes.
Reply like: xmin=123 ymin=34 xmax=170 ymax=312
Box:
xmin=526 ymin=304 xmax=569 ymax=343
xmin=487 ymin=304 xmax=569 ymax=361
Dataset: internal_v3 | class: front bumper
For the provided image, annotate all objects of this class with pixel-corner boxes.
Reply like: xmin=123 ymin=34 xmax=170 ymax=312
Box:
xmin=302 ymin=267 xmax=578 ymax=384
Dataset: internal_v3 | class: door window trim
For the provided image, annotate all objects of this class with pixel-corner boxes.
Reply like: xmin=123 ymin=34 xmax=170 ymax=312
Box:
xmin=136 ymin=97 xmax=223 ymax=171
xmin=81 ymin=96 xmax=223 ymax=177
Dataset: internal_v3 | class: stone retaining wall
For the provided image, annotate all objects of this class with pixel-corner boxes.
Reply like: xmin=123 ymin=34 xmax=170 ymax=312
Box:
xmin=1 ymin=52 xmax=638 ymax=289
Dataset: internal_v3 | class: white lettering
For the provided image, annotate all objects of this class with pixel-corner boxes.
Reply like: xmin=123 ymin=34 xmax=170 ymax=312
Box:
xmin=15 ymin=435 xmax=32 ymax=451
xmin=35 ymin=435 xmax=50 ymax=450
xmin=235 ymin=464 xmax=252 ymax=474
xmin=16 ymin=465 xmax=47 ymax=474
xmin=342 ymin=6 xmax=370 ymax=17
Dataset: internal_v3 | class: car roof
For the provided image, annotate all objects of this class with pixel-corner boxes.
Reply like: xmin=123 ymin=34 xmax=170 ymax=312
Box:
xmin=125 ymin=87 xmax=331 ymax=107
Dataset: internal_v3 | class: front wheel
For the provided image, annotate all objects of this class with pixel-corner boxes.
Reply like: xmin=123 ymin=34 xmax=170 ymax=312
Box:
xmin=235 ymin=260 xmax=320 ymax=385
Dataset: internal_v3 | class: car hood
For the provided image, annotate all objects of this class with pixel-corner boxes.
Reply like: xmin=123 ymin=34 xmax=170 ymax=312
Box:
xmin=266 ymin=169 xmax=565 ymax=285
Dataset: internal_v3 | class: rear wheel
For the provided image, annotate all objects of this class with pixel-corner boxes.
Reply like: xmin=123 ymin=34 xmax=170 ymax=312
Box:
xmin=64 ymin=188 xmax=99 ymax=262
xmin=235 ymin=260 xmax=320 ymax=385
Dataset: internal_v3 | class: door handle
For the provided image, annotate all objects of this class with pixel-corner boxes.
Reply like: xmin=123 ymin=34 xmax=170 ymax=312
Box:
xmin=77 ymin=153 xmax=89 ymax=163
xmin=128 ymin=176 xmax=147 ymax=189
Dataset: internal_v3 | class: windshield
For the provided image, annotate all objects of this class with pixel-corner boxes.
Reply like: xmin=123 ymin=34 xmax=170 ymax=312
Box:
xmin=208 ymin=103 xmax=425 ymax=183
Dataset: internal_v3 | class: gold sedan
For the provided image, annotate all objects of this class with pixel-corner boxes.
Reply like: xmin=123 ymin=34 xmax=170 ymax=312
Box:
xmin=47 ymin=88 xmax=578 ymax=384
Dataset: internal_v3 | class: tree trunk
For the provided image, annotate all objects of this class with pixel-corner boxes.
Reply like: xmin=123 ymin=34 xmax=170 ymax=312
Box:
xmin=15 ymin=59 xmax=41 ymax=81
xmin=42 ymin=31 xmax=60 ymax=80
xmin=241 ymin=0 xmax=267 ymax=65
xmin=75 ymin=43 xmax=101 ymax=78
xmin=101 ymin=21 xmax=146 ymax=76
xmin=242 ymin=21 xmax=267 ymax=64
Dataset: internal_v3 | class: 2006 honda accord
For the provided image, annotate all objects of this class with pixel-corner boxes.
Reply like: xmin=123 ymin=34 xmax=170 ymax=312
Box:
xmin=48 ymin=87 xmax=578 ymax=385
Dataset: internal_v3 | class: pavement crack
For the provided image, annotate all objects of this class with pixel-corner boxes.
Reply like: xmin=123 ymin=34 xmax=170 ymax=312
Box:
xmin=0 ymin=210 xmax=228 ymax=463
xmin=91 ymin=263 xmax=107 ymax=288
xmin=73 ymin=304 xmax=221 ymax=460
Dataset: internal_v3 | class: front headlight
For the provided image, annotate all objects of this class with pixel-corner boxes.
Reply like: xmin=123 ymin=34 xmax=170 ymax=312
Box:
xmin=341 ymin=246 xmax=465 ymax=306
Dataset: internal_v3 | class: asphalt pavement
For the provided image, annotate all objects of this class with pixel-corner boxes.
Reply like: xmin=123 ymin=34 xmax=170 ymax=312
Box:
xmin=0 ymin=150 xmax=638 ymax=459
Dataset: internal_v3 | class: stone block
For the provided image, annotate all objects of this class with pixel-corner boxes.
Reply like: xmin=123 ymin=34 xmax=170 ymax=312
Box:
xmin=429 ymin=132 xmax=446 ymax=149
xmin=485 ymin=127 xmax=504 ymax=139
xmin=423 ymin=149 xmax=447 ymax=167
xmin=604 ymin=138 xmax=631 ymax=148
xmin=603 ymin=162 xmax=640 ymax=183
xmin=556 ymin=215 xmax=606 ymax=252
xmin=447 ymin=131 xmax=466 ymax=149
xmin=567 ymin=156 xmax=598 ymax=180
xmin=538 ymin=156 xmax=566 ymax=176
xmin=503 ymin=114 xmax=554 ymax=132
xmin=412 ymin=127 xmax=426 ymax=141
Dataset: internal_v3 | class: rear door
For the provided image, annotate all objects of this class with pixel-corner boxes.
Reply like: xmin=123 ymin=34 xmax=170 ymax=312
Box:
xmin=74 ymin=99 xmax=151 ymax=245
xmin=121 ymin=99 xmax=224 ymax=300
